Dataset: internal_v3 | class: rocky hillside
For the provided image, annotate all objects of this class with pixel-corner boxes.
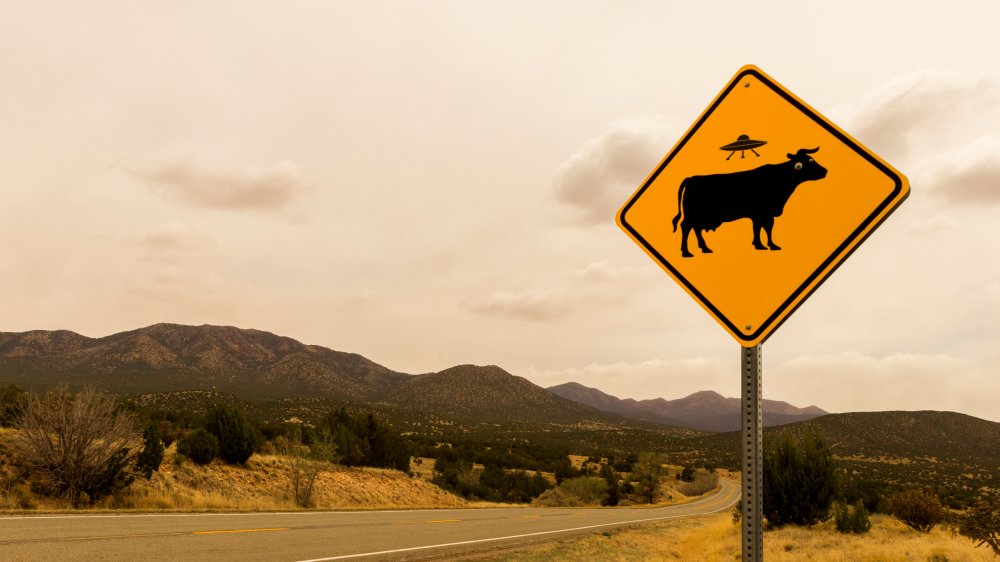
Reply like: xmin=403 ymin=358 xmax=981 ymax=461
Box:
xmin=548 ymin=382 xmax=826 ymax=431
xmin=0 ymin=324 xmax=409 ymax=401
xmin=0 ymin=324 xmax=663 ymax=429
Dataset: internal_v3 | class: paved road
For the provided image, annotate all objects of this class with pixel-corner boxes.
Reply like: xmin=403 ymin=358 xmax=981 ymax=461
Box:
xmin=0 ymin=479 xmax=738 ymax=561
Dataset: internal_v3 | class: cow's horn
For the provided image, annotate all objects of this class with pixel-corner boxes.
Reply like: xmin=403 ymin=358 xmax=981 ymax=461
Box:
xmin=797 ymin=147 xmax=819 ymax=155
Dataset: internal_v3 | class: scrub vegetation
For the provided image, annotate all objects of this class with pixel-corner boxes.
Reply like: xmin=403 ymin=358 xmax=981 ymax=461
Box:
xmin=480 ymin=513 xmax=999 ymax=562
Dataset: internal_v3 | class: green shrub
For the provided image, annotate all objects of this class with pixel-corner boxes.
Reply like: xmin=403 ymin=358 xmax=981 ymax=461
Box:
xmin=136 ymin=423 xmax=165 ymax=478
xmin=81 ymin=447 xmax=134 ymax=504
xmin=762 ymin=428 xmax=838 ymax=527
xmin=177 ymin=428 xmax=219 ymax=465
xmin=558 ymin=476 xmax=607 ymax=505
xmin=888 ymin=490 xmax=947 ymax=533
xmin=318 ymin=409 xmax=411 ymax=472
xmin=600 ymin=463 xmax=622 ymax=506
xmin=834 ymin=500 xmax=871 ymax=533
xmin=679 ymin=466 xmax=696 ymax=482
xmin=0 ymin=384 xmax=25 ymax=427
xmin=204 ymin=403 xmax=260 ymax=465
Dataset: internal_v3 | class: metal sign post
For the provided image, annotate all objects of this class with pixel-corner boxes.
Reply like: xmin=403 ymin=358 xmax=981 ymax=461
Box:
xmin=741 ymin=344 xmax=763 ymax=561
xmin=615 ymin=65 xmax=909 ymax=560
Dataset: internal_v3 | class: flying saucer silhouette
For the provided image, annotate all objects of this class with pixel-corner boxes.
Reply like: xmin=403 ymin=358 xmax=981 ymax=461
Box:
xmin=720 ymin=134 xmax=767 ymax=159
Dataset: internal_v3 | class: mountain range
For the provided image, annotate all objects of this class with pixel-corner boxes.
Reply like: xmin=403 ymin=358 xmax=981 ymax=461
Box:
xmin=0 ymin=324 xmax=610 ymax=425
xmin=548 ymin=382 xmax=826 ymax=432
xmin=0 ymin=324 xmax=825 ymax=432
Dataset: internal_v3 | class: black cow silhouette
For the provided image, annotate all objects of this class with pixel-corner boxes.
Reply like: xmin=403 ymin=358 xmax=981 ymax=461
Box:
xmin=671 ymin=147 xmax=827 ymax=257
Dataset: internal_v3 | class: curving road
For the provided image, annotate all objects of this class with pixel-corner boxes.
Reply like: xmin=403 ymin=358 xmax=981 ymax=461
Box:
xmin=0 ymin=479 xmax=739 ymax=561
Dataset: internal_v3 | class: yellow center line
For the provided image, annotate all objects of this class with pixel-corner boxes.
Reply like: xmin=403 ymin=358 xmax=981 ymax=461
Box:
xmin=192 ymin=527 xmax=288 ymax=535
xmin=426 ymin=519 xmax=462 ymax=524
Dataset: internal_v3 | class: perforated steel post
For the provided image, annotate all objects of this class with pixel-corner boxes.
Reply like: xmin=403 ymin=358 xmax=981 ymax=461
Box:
xmin=741 ymin=344 xmax=763 ymax=561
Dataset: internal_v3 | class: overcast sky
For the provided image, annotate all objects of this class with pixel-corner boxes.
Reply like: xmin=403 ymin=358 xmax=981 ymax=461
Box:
xmin=3 ymin=2 xmax=999 ymax=421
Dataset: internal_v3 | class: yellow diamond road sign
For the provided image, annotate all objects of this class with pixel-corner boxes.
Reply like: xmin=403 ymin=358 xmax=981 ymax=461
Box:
xmin=618 ymin=65 xmax=909 ymax=346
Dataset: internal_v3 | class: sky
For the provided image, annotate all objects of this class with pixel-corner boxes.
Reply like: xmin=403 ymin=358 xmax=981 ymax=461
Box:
xmin=3 ymin=1 xmax=999 ymax=421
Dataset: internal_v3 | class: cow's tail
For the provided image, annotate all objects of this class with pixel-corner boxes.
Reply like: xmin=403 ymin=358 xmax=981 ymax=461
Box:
xmin=671 ymin=180 xmax=686 ymax=232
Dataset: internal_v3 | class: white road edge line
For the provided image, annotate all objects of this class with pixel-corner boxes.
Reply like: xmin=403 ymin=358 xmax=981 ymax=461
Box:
xmin=0 ymin=508 xmax=501 ymax=521
xmin=297 ymin=481 xmax=740 ymax=562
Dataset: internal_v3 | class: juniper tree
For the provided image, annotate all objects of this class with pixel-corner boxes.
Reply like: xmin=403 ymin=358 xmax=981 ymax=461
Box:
xmin=136 ymin=422 xmax=165 ymax=478
xmin=177 ymin=428 xmax=219 ymax=465
xmin=204 ymin=402 xmax=260 ymax=465
xmin=762 ymin=427 xmax=838 ymax=527
xmin=631 ymin=452 xmax=668 ymax=504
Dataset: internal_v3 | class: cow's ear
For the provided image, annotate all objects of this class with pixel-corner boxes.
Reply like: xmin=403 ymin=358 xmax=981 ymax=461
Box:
xmin=787 ymin=153 xmax=794 ymax=159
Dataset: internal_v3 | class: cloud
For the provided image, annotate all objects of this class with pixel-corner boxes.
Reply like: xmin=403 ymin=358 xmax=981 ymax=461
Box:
xmin=572 ymin=260 xmax=645 ymax=283
xmin=128 ymin=157 xmax=307 ymax=212
xmin=842 ymin=71 xmax=996 ymax=160
xmin=770 ymin=351 xmax=975 ymax=414
xmin=137 ymin=222 xmax=214 ymax=263
xmin=553 ymin=117 xmax=680 ymax=225
xmin=901 ymin=215 xmax=956 ymax=236
xmin=463 ymin=289 xmax=571 ymax=322
xmin=988 ymin=283 xmax=1000 ymax=305
xmin=465 ymin=260 xmax=650 ymax=323
xmin=923 ymin=136 xmax=1000 ymax=205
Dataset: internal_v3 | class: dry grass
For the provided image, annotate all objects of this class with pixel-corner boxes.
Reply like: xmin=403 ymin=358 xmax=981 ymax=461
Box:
xmin=0 ymin=436 xmax=467 ymax=512
xmin=483 ymin=513 xmax=996 ymax=561
xmin=411 ymin=456 xmax=437 ymax=481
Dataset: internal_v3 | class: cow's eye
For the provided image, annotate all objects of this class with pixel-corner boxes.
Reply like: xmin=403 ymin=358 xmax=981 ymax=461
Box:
xmin=794 ymin=162 xmax=803 ymax=171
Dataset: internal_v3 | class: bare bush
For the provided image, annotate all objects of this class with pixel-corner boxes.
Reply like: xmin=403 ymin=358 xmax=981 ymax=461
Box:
xmin=887 ymin=489 xmax=947 ymax=533
xmin=275 ymin=429 xmax=339 ymax=507
xmin=958 ymin=494 xmax=1000 ymax=556
xmin=13 ymin=385 xmax=140 ymax=507
xmin=678 ymin=470 xmax=719 ymax=496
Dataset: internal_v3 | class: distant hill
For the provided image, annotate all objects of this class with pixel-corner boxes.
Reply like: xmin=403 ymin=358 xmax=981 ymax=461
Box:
xmin=548 ymin=382 xmax=826 ymax=431
xmin=381 ymin=365 xmax=603 ymax=423
xmin=683 ymin=410 xmax=1000 ymax=508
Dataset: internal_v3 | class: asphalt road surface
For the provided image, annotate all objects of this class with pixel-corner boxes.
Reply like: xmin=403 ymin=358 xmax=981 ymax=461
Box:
xmin=0 ymin=479 xmax=739 ymax=561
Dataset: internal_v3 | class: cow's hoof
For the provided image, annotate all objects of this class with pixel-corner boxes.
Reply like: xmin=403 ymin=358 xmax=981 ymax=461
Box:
xmin=754 ymin=245 xmax=767 ymax=251
xmin=701 ymin=248 xmax=713 ymax=254
xmin=769 ymin=245 xmax=782 ymax=251
xmin=682 ymin=251 xmax=694 ymax=258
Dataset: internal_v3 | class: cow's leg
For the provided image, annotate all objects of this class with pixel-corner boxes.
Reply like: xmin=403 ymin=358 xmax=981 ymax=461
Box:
xmin=751 ymin=219 xmax=767 ymax=250
xmin=695 ymin=229 xmax=713 ymax=254
xmin=762 ymin=217 xmax=781 ymax=250
xmin=680 ymin=224 xmax=694 ymax=258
